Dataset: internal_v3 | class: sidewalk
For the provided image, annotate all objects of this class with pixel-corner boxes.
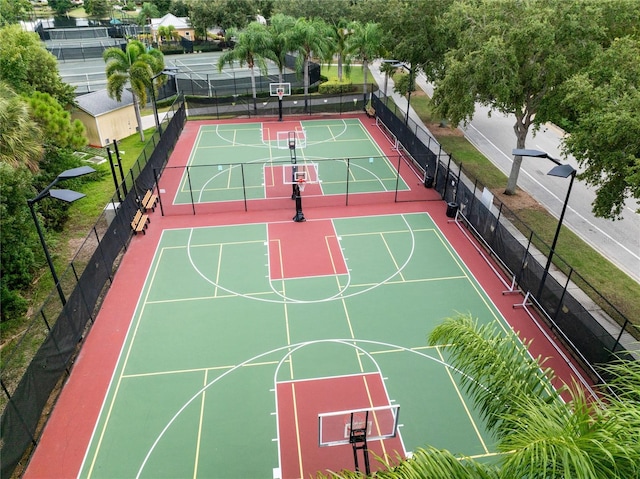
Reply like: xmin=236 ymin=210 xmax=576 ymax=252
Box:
xmin=368 ymin=60 xmax=437 ymax=142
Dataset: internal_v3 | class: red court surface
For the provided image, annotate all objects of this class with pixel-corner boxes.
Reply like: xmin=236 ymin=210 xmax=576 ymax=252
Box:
xmin=268 ymin=220 xmax=347 ymax=280
xmin=262 ymin=120 xmax=304 ymax=141
xmin=24 ymin=113 xmax=592 ymax=479
xmin=277 ymin=373 xmax=404 ymax=478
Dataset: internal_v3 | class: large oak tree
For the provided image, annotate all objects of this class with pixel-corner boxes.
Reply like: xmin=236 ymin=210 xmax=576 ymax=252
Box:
xmin=560 ymin=37 xmax=640 ymax=219
xmin=431 ymin=0 xmax=604 ymax=196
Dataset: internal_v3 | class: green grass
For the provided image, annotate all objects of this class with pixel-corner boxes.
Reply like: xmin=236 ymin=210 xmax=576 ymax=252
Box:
xmin=0 ymin=126 xmax=157 ymax=415
xmin=18 ymin=128 xmax=158 ymax=319
xmin=406 ymin=93 xmax=640 ymax=336
xmin=321 ymin=64 xmax=368 ymax=84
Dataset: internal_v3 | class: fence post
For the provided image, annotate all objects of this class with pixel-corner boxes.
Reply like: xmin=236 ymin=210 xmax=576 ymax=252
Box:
xmin=345 ymin=158 xmax=350 ymax=206
xmin=241 ymin=163 xmax=248 ymax=212
xmin=186 ymin=166 xmax=195 ymax=215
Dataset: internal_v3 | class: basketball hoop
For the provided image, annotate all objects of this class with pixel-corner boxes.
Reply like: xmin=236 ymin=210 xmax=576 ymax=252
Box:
xmin=277 ymin=88 xmax=284 ymax=101
xmin=297 ymin=177 xmax=306 ymax=191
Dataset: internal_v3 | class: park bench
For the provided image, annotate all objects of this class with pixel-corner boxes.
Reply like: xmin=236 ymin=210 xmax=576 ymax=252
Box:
xmin=131 ymin=209 xmax=150 ymax=235
xmin=141 ymin=190 xmax=158 ymax=212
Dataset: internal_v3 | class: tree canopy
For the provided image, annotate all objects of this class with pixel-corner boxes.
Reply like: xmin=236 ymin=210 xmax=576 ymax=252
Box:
xmin=0 ymin=0 xmax=32 ymax=24
xmin=26 ymin=91 xmax=87 ymax=151
xmin=103 ymin=40 xmax=165 ymax=142
xmin=218 ymin=22 xmax=271 ymax=111
xmin=431 ymin=0 xmax=604 ymax=195
xmin=0 ymin=25 xmax=76 ymax=106
xmin=0 ymin=82 xmax=42 ymax=172
xmin=560 ymin=36 xmax=640 ymax=218
xmin=86 ymin=0 xmax=111 ymax=18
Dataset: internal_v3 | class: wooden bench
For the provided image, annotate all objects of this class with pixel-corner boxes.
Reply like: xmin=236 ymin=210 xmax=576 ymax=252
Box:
xmin=131 ymin=209 xmax=150 ymax=235
xmin=141 ymin=190 xmax=158 ymax=212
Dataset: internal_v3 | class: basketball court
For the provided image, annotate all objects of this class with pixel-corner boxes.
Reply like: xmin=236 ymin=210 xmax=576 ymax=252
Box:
xmin=157 ymin=117 xmax=412 ymax=212
xmin=24 ymin=111 xmax=585 ymax=479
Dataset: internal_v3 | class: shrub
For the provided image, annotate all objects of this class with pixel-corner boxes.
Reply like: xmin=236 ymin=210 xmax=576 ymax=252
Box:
xmin=318 ymin=82 xmax=357 ymax=94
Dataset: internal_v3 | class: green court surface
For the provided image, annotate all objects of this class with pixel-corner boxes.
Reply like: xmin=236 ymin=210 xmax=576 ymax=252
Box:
xmin=173 ymin=118 xmax=409 ymax=204
xmin=79 ymin=212 xmax=512 ymax=478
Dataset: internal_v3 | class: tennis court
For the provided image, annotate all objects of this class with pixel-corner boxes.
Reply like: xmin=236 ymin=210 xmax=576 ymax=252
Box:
xmin=25 ymin=114 xmax=580 ymax=479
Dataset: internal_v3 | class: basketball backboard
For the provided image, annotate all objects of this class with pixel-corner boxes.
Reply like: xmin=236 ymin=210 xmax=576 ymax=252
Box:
xmin=282 ymin=163 xmax=319 ymax=185
xmin=269 ymin=82 xmax=291 ymax=97
xmin=318 ymin=404 xmax=400 ymax=447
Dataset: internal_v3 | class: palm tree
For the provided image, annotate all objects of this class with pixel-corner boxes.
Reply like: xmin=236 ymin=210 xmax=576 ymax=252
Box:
xmin=347 ymin=21 xmax=384 ymax=104
xmin=0 ymin=82 xmax=43 ymax=172
xmin=158 ymin=25 xmax=179 ymax=45
xmin=287 ymin=17 xmax=331 ymax=112
xmin=218 ymin=22 xmax=271 ymax=112
xmin=379 ymin=60 xmax=396 ymax=100
xmin=103 ymin=40 xmax=165 ymax=142
xmin=326 ymin=21 xmax=354 ymax=83
xmin=266 ymin=13 xmax=296 ymax=84
xmin=320 ymin=314 xmax=640 ymax=478
xmin=136 ymin=2 xmax=160 ymax=27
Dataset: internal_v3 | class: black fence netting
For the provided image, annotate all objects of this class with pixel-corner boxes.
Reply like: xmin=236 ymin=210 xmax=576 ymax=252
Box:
xmin=371 ymin=94 xmax=438 ymax=175
xmin=47 ymin=42 xmax=126 ymax=62
xmin=186 ymin=88 xmax=369 ymax=119
xmin=0 ymin=97 xmax=187 ymax=479
xmin=171 ymin=53 xmax=320 ymax=99
xmin=370 ymin=91 xmax=636 ymax=379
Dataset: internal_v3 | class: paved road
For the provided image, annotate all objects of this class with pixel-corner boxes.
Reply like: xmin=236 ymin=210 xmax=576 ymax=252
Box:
xmin=369 ymin=60 xmax=640 ymax=284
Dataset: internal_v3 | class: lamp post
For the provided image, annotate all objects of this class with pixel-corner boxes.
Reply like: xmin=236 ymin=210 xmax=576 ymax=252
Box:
xmin=150 ymin=67 xmax=179 ymax=134
xmin=28 ymin=166 xmax=96 ymax=306
xmin=512 ymin=149 xmax=577 ymax=300
xmin=383 ymin=60 xmax=413 ymax=125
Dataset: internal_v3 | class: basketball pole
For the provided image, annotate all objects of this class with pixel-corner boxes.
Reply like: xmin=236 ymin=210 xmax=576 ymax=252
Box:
xmin=349 ymin=411 xmax=371 ymax=476
xmin=292 ymin=182 xmax=305 ymax=222
xmin=289 ymin=135 xmax=297 ymax=199
xmin=278 ymin=96 xmax=283 ymax=121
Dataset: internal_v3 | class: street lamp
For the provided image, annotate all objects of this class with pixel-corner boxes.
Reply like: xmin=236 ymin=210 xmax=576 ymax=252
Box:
xmin=150 ymin=67 xmax=179 ymax=134
xmin=512 ymin=149 xmax=577 ymax=300
xmin=28 ymin=166 xmax=96 ymax=306
xmin=383 ymin=60 xmax=413 ymax=125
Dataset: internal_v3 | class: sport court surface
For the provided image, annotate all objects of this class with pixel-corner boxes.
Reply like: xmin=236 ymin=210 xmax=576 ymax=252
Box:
xmin=25 ymin=116 xmax=584 ymax=479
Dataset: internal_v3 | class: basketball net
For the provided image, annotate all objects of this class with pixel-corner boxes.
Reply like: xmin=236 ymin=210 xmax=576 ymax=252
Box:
xmin=297 ymin=178 xmax=306 ymax=191
xmin=277 ymin=89 xmax=284 ymax=101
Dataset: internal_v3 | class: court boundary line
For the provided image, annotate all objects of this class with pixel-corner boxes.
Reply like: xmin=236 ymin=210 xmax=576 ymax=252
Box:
xmin=133 ymin=338 xmax=490 ymax=479
xmin=83 ymin=212 xmax=547 ymax=479
xmin=173 ymin=119 xmax=408 ymax=206
xmin=78 ymin=231 xmax=172 ymax=478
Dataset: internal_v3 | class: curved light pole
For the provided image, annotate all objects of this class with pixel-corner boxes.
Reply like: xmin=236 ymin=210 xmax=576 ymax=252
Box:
xmin=28 ymin=166 xmax=96 ymax=306
xmin=512 ymin=149 xmax=577 ymax=299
